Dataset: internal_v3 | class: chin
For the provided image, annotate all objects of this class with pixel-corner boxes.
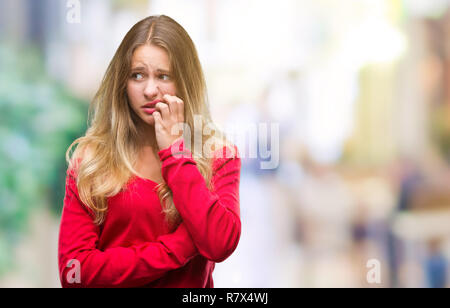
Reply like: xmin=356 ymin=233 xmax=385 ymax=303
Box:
xmin=143 ymin=117 xmax=155 ymax=126
xmin=142 ymin=116 xmax=155 ymax=126
xmin=131 ymin=108 xmax=155 ymax=127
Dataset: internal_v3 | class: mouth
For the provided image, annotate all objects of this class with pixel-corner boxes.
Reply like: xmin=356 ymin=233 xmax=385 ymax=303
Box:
xmin=141 ymin=99 xmax=162 ymax=115
xmin=142 ymin=107 xmax=156 ymax=115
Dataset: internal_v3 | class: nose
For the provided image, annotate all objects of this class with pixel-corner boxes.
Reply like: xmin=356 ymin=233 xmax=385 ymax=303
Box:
xmin=143 ymin=78 xmax=160 ymax=100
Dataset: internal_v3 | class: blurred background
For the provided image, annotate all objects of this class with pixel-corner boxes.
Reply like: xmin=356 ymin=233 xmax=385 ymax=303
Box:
xmin=1 ymin=0 xmax=450 ymax=287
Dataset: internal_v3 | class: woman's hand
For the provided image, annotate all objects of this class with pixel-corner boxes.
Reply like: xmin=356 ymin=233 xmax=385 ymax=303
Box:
xmin=153 ymin=94 xmax=185 ymax=151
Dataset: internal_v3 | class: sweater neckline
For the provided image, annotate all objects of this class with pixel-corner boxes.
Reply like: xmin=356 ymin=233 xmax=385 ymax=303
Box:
xmin=133 ymin=174 xmax=160 ymax=186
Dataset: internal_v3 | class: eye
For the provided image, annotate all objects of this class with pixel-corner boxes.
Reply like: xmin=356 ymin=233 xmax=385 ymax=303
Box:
xmin=159 ymin=74 xmax=171 ymax=81
xmin=131 ymin=73 xmax=144 ymax=80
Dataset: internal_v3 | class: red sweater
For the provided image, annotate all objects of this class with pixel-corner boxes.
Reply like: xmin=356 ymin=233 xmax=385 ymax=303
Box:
xmin=58 ymin=140 xmax=241 ymax=288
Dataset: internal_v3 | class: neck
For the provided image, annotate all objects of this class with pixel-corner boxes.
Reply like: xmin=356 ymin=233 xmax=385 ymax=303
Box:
xmin=135 ymin=121 xmax=158 ymax=151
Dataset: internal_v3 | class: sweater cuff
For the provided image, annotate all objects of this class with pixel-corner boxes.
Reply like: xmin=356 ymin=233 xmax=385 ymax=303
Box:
xmin=157 ymin=138 xmax=193 ymax=162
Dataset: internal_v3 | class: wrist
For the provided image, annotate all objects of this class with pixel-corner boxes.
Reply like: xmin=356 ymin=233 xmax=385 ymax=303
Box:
xmin=158 ymin=137 xmax=191 ymax=161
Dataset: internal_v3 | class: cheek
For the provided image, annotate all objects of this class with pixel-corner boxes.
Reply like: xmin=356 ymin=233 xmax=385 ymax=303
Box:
xmin=126 ymin=83 xmax=141 ymax=106
xmin=160 ymin=83 xmax=177 ymax=96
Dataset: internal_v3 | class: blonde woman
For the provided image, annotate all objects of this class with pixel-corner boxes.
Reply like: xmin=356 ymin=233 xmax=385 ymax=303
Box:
xmin=58 ymin=15 xmax=241 ymax=288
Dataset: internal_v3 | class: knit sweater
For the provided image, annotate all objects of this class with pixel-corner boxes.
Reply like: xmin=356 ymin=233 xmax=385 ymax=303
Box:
xmin=58 ymin=140 xmax=241 ymax=287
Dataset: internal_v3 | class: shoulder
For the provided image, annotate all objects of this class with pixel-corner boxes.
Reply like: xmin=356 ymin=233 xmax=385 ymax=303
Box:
xmin=66 ymin=144 xmax=94 ymax=179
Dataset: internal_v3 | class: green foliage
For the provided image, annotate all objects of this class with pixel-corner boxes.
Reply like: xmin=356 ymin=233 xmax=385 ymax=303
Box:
xmin=0 ymin=42 xmax=88 ymax=276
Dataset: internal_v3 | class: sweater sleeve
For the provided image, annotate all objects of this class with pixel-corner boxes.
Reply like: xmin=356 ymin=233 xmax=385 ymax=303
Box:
xmin=158 ymin=139 xmax=242 ymax=263
xmin=58 ymin=168 xmax=199 ymax=288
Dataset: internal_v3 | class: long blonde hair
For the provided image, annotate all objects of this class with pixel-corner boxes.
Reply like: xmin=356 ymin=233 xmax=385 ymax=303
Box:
xmin=66 ymin=15 xmax=231 ymax=229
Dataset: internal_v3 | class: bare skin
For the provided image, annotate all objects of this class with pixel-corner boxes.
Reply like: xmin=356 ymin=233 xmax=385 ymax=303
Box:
xmin=126 ymin=44 xmax=185 ymax=183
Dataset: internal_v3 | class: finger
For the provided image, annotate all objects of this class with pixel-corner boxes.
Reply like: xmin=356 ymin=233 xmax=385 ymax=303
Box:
xmin=163 ymin=94 xmax=179 ymax=117
xmin=155 ymin=102 xmax=170 ymax=120
xmin=164 ymin=94 xmax=184 ymax=121
xmin=152 ymin=111 xmax=162 ymax=124
xmin=176 ymin=100 xmax=184 ymax=122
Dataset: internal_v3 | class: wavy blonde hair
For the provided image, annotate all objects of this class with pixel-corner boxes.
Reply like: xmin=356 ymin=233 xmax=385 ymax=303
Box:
xmin=66 ymin=15 xmax=231 ymax=229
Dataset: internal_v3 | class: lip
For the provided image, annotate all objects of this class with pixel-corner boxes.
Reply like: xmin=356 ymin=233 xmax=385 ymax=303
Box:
xmin=141 ymin=99 xmax=162 ymax=115
xmin=142 ymin=107 xmax=156 ymax=115
xmin=142 ymin=99 xmax=163 ymax=109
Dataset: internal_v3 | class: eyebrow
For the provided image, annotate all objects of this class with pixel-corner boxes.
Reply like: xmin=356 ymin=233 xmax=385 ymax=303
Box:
xmin=156 ymin=68 xmax=171 ymax=74
xmin=130 ymin=66 xmax=171 ymax=74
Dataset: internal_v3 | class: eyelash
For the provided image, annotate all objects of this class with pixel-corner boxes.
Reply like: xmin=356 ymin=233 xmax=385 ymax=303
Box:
xmin=130 ymin=73 xmax=171 ymax=81
xmin=159 ymin=74 xmax=170 ymax=81
xmin=130 ymin=73 xmax=143 ymax=80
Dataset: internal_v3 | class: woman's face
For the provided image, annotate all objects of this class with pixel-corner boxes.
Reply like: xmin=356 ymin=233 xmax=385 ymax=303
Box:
xmin=127 ymin=44 xmax=177 ymax=126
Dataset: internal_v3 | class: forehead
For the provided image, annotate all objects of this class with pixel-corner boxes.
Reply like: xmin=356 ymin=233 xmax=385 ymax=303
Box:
xmin=130 ymin=44 xmax=171 ymax=70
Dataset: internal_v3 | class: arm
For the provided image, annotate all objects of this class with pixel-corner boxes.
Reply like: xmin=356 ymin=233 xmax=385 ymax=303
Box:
xmin=158 ymin=140 xmax=242 ymax=263
xmin=58 ymin=170 xmax=198 ymax=288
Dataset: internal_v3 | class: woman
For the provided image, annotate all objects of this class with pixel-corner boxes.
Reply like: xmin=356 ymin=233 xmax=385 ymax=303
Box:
xmin=58 ymin=15 xmax=241 ymax=288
